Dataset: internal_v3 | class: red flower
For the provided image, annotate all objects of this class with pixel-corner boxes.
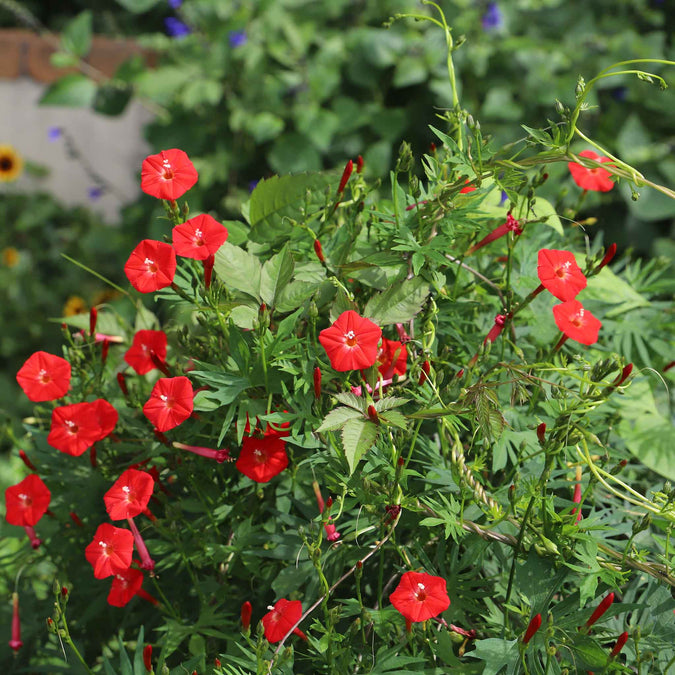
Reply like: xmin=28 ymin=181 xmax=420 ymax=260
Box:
xmin=465 ymin=212 xmax=522 ymax=256
xmin=318 ymin=310 xmax=382 ymax=372
xmin=172 ymin=214 xmax=228 ymax=260
xmin=92 ymin=398 xmax=118 ymax=441
xmin=124 ymin=330 xmax=168 ymax=375
xmin=104 ymin=469 xmax=155 ymax=520
xmin=141 ymin=148 xmax=198 ymax=201
xmin=374 ymin=338 xmax=407 ymax=378
xmin=16 ymin=351 xmax=71 ymax=402
xmin=124 ymin=240 xmax=176 ymax=293
xmin=5 ymin=474 xmax=51 ymax=526
xmin=552 ymin=300 xmax=602 ymax=345
xmin=537 ymin=249 xmax=587 ymax=301
xmin=85 ymin=523 xmax=134 ymax=579
xmin=262 ymin=598 xmax=302 ymax=642
xmin=389 ymin=571 xmax=450 ymax=623
xmin=236 ymin=434 xmax=288 ymax=483
xmin=48 ymin=401 xmax=105 ymax=456
xmin=143 ymin=376 xmax=194 ymax=432
xmin=568 ymin=150 xmax=614 ymax=192
xmin=107 ymin=567 xmax=144 ymax=607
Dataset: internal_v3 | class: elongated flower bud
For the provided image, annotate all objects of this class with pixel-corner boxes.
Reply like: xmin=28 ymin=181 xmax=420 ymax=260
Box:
xmin=596 ymin=243 xmax=617 ymax=271
xmin=611 ymin=363 xmax=633 ymax=388
xmin=241 ymin=600 xmax=252 ymax=631
xmin=9 ymin=592 xmax=22 ymax=652
xmin=18 ymin=449 xmax=37 ymax=472
xmin=313 ymin=239 xmax=325 ymax=263
xmin=609 ymin=631 xmax=629 ymax=658
xmin=312 ymin=480 xmax=325 ymax=513
xmin=465 ymin=213 xmax=522 ymax=256
xmin=536 ymin=423 xmax=546 ymax=445
xmin=69 ymin=511 xmax=84 ymax=527
xmin=356 ymin=155 xmax=364 ymax=173
xmin=117 ymin=372 xmax=129 ymax=397
xmin=419 ymin=360 xmax=431 ymax=385
xmin=89 ymin=307 xmax=98 ymax=337
xmin=367 ymin=404 xmax=379 ymax=424
xmin=585 ymin=592 xmax=614 ymax=630
xmin=143 ymin=644 xmax=152 ymax=672
xmin=173 ymin=442 xmax=230 ymax=463
xmin=313 ymin=366 xmax=322 ymax=399
xmin=203 ymin=254 xmax=215 ymax=290
xmin=522 ymin=613 xmax=541 ymax=644
xmin=101 ymin=338 xmax=110 ymax=365
xmin=338 ymin=159 xmax=353 ymax=193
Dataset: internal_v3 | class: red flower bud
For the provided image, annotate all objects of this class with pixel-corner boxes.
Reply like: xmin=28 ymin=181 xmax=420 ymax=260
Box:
xmin=142 ymin=644 xmax=152 ymax=672
xmin=9 ymin=592 xmax=22 ymax=652
xmin=214 ymin=658 xmax=222 ymax=668
xmin=356 ymin=155 xmax=364 ymax=173
xmin=367 ymin=404 xmax=379 ymax=424
xmin=429 ymin=142 xmax=437 ymax=154
xmin=456 ymin=369 xmax=464 ymax=378
xmin=241 ymin=600 xmax=252 ymax=631
xmin=610 ymin=631 xmax=629 ymax=658
xmin=101 ymin=338 xmax=110 ymax=364
xmin=203 ymin=254 xmax=215 ymax=290
xmin=117 ymin=372 xmax=129 ymax=397
xmin=419 ymin=360 xmax=431 ymax=385
xmin=61 ymin=586 xmax=68 ymax=597
xmin=597 ymin=243 xmax=617 ymax=271
xmin=313 ymin=366 xmax=322 ymax=398
xmin=338 ymin=159 xmax=353 ymax=193
xmin=536 ymin=422 xmax=546 ymax=444
xmin=313 ymin=239 xmax=325 ymax=263
xmin=326 ymin=496 xmax=333 ymax=510
xmin=585 ymin=592 xmax=614 ymax=630
xmin=89 ymin=307 xmax=98 ymax=336
xmin=522 ymin=613 xmax=542 ymax=644
xmin=69 ymin=511 xmax=84 ymax=527
xmin=612 ymin=363 xmax=633 ymax=388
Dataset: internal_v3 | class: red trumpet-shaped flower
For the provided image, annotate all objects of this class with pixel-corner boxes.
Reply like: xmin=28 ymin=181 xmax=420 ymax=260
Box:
xmin=537 ymin=249 xmax=587 ymax=301
xmin=374 ymin=338 xmax=407 ymax=379
xmin=262 ymin=598 xmax=303 ymax=643
xmin=16 ymin=351 xmax=71 ymax=402
xmin=552 ymin=300 xmax=602 ymax=346
xmin=236 ymin=434 xmax=288 ymax=483
xmin=319 ymin=310 xmax=382 ymax=372
xmin=126 ymin=517 xmax=155 ymax=572
xmin=568 ymin=150 xmax=614 ymax=192
xmin=5 ymin=474 xmax=51 ymax=549
xmin=143 ymin=376 xmax=194 ymax=432
xmin=9 ymin=593 xmax=22 ymax=652
xmin=124 ymin=240 xmax=176 ymax=294
xmin=48 ymin=399 xmax=117 ymax=456
xmin=172 ymin=214 xmax=228 ymax=260
xmin=141 ymin=148 xmax=198 ymax=201
xmin=173 ymin=442 xmax=231 ymax=463
xmin=104 ymin=469 xmax=155 ymax=520
xmin=465 ymin=213 xmax=522 ymax=256
xmin=108 ymin=567 xmax=143 ymax=607
xmin=124 ymin=330 xmax=168 ymax=375
xmin=85 ymin=523 xmax=134 ymax=579
xmin=389 ymin=571 xmax=450 ymax=623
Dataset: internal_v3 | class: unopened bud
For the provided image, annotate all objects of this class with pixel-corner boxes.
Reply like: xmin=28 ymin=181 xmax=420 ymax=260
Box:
xmin=522 ymin=614 xmax=542 ymax=644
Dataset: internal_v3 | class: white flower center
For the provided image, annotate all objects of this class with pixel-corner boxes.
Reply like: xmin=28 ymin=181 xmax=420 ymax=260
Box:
xmin=122 ymin=485 xmax=131 ymax=494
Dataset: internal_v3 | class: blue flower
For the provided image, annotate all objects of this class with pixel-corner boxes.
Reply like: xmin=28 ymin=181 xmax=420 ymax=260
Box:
xmin=248 ymin=179 xmax=259 ymax=193
xmin=48 ymin=127 xmax=62 ymax=142
xmin=88 ymin=186 xmax=104 ymax=201
xmin=482 ymin=2 xmax=504 ymax=31
xmin=165 ymin=17 xmax=191 ymax=38
xmin=167 ymin=0 xmax=183 ymax=7
xmin=229 ymin=30 xmax=247 ymax=48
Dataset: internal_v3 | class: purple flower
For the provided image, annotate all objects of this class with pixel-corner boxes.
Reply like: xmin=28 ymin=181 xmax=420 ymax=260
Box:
xmin=88 ymin=186 xmax=104 ymax=201
xmin=611 ymin=86 xmax=628 ymax=102
xmin=499 ymin=190 xmax=508 ymax=206
xmin=248 ymin=179 xmax=260 ymax=193
xmin=229 ymin=30 xmax=247 ymax=48
xmin=168 ymin=0 xmax=183 ymax=7
xmin=48 ymin=127 xmax=62 ymax=142
xmin=482 ymin=2 xmax=504 ymax=31
xmin=165 ymin=17 xmax=191 ymax=38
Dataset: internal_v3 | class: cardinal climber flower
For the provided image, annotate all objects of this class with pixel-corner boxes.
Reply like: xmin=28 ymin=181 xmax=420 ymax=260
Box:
xmin=172 ymin=214 xmax=228 ymax=260
xmin=262 ymin=598 xmax=303 ymax=643
xmin=104 ymin=469 xmax=155 ymax=520
xmin=537 ymin=249 xmax=587 ymax=301
xmin=568 ymin=150 xmax=615 ymax=192
xmin=5 ymin=474 xmax=51 ymax=549
xmin=124 ymin=240 xmax=176 ymax=293
xmin=107 ymin=567 xmax=144 ymax=607
xmin=85 ymin=523 xmax=134 ymax=579
xmin=16 ymin=351 xmax=71 ymax=402
xmin=236 ymin=434 xmax=288 ymax=483
xmin=124 ymin=330 xmax=168 ymax=375
xmin=374 ymin=337 xmax=407 ymax=378
xmin=465 ymin=212 xmax=522 ymax=256
xmin=141 ymin=148 xmax=198 ymax=200
xmin=143 ymin=376 xmax=194 ymax=432
xmin=389 ymin=571 xmax=450 ymax=624
xmin=92 ymin=399 xmax=119 ymax=441
xmin=319 ymin=310 xmax=382 ymax=372
xmin=552 ymin=300 xmax=602 ymax=346
xmin=48 ymin=401 xmax=109 ymax=456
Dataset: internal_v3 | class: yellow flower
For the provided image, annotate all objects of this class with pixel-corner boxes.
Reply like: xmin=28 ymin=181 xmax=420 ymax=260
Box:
xmin=1 ymin=247 xmax=20 ymax=267
xmin=0 ymin=145 xmax=24 ymax=182
xmin=63 ymin=295 xmax=88 ymax=317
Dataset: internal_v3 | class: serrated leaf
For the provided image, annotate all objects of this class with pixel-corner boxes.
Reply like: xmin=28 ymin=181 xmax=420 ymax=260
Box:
xmin=316 ymin=407 xmax=363 ymax=432
xmin=373 ymin=396 xmax=409 ymax=412
xmin=379 ymin=410 xmax=407 ymax=428
xmin=334 ymin=392 xmax=367 ymax=411
xmin=260 ymin=244 xmax=294 ymax=306
xmin=213 ymin=242 xmax=261 ymax=300
xmin=468 ymin=638 xmax=519 ymax=675
xmin=61 ymin=11 xmax=92 ymax=57
xmin=341 ymin=418 xmax=378 ymax=474
xmin=363 ymin=277 xmax=429 ymax=325
xmin=40 ymin=74 xmax=97 ymax=107
xmin=276 ymin=279 xmax=321 ymax=313
xmin=248 ymin=173 xmax=336 ymax=244
xmin=570 ymin=635 xmax=608 ymax=670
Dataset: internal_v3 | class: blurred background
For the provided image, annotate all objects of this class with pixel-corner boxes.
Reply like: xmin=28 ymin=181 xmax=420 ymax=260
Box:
xmin=1 ymin=0 xmax=673 ymax=434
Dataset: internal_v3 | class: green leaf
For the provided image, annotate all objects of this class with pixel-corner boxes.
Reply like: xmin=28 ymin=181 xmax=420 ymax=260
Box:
xmin=363 ymin=277 xmax=429 ymax=325
xmin=248 ymin=173 xmax=336 ymax=244
xmin=334 ymin=392 xmax=367 ymax=411
xmin=213 ymin=242 xmax=261 ymax=300
xmin=468 ymin=638 xmax=519 ymax=675
xmin=260 ymin=244 xmax=294 ymax=306
xmin=316 ymin=407 xmax=363 ymax=432
xmin=379 ymin=410 xmax=407 ymax=429
xmin=341 ymin=418 xmax=378 ymax=474
xmin=61 ymin=11 xmax=92 ymax=57
xmin=580 ymin=262 xmax=650 ymax=317
xmin=617 ymin=378 xmax=675 ymax=481
xmin=133 ymin=627 xmax=145 ymax=675
xmin=114 ymin=0 xmax=160 ymax=12
xmin=40 ymin=74 xmax=97 ymax=107
xmin=229 ymin=305 xmax=258 ymax=330
xmin=569 ymin=635 xmax=608 ymax=670
xmin=117 ymin=634 xmax=133 ymax=675
xmin=276 ymin=279 xmax=321 ymax=313
xmin=373 ymin=396 xmax=409 ymax=412
xmin=530 ymin=196 xmax=564 ymax=235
